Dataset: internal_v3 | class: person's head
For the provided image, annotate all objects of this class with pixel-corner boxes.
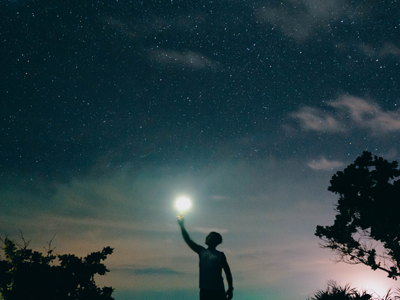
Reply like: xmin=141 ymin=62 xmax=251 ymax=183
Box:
xmin=205 ymin=232 xmax=223 ymax=248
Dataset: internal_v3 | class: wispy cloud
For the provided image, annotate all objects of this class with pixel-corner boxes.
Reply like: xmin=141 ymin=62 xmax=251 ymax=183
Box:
xmin=211 ymin=195 xmax=228 ymax=201
xmin=112 ymin=267 xmax=184 ymax=276
xmin=358 ymin=42 xmax=400 ymax=58
xmin=255 ymin=0 xmax=355 ymax=42
xmin=291 ymin=96 xmax=400 ymax=134
xmin=379 ymin=42 xmax=400 ymax=57
xmin=307 ymin=157 xmax=344 ymax=170
xmin=104 ymin=17 xmax=137 ymax=39
xmin=358 ymin=43 xmax=376 ymax=58
xmin=194 ymin=227 xmax=228 ymax=234
xmin=150 ymin=50 xmax=215 ymax=69
xmin=330 ymin=96 xmax=400 ymax=133
xmin=291 ymin=107 xmax=341 ymax=132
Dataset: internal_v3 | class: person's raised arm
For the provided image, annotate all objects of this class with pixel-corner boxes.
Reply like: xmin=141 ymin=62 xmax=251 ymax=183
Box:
xmin=222 ymin=253 xmax=233 ymax=299
xmin=177 ymin=216 xmax=202 ymax=254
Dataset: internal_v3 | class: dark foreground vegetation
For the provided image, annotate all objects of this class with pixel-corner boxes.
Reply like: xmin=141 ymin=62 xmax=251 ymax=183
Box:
xmin=316 ymin=151 xmax=400 ymax=280
xmin=310 ymin=281 xmax=399 ymax=300
xmin=313 ymin=152 xmax=400 ymax=300
xmin=0 ymin=236 xmax=114 ymax=300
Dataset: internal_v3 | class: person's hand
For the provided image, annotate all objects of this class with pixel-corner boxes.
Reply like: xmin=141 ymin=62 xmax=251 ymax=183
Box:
xmin=177 ymin=215 xmax=184 ymax=227
xmin=226 ymin=288 xmax=233 ymax=300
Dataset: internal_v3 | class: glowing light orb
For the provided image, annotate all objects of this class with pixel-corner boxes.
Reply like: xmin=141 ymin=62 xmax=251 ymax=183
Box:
xmin=175 ymin=197 xmax=191 ymax=211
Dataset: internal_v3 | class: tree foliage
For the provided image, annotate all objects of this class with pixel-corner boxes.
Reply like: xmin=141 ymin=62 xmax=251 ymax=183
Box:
xmin=0 ymin=236 xmax=114 ymax=300
xmin=315 ymin=151 xmax=400 ymax=280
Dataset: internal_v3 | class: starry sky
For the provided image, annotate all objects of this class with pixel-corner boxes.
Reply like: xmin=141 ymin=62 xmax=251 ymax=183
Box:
xmin=1 ymin=0 xmax=400 ymax=299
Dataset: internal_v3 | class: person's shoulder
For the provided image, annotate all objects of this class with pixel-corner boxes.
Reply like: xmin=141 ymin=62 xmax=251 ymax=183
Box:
xmin=211 ymin=249 xmax=225 ymax=257
xmin=214 ymin=248 xmax=224 ymax=254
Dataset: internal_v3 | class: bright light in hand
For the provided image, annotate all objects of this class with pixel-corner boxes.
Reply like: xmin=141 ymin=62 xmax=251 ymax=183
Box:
xmin=175 ymin=197 xmax=191 ymax=211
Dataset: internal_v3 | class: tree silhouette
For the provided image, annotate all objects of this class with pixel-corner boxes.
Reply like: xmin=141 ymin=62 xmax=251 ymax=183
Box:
xmin=0 ymin=236 xmax=114 ymax=300
xmin=315 ymin=151 xmax=400 ymax=280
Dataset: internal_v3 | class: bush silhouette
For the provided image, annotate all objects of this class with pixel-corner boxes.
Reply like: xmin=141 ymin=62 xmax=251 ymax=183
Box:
xmin=0 ymin=236 xmax=114 ymax=300
xmin=310 ymin=281 xmax=371 ymax=300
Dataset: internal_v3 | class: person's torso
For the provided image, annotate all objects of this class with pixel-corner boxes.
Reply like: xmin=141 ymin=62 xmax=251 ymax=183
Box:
xmin=199 ymin=248 xmax=224 ymax=290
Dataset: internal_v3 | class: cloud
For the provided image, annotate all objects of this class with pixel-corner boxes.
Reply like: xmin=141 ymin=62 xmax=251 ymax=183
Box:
xmin=292 ymin=96 xmax=400 ymax=134
xmin=329 ymin=96 xmax=378 ymax=122
xmin=307 ymin=158 xmax=344 ymax=170
xmin=379 ymin=42 xmax=400 ymax=57
xmin=290 ymin=107 xmax=341 ymax=132
xmin=330 ymin=96 xmax=400 ymax=133
xmin=194 ymin=227 xmax=228 ymax=234
xmin=104 ymin=17 xmax=137 ymax=39
xmin=113 ymin=267 xmax=184 ymax=276
xmin=255 ymin=0 xmax=352 ymax=42
xmin=358 ymin=43 xmax=376 ymax=58
xmin=211 ymin=195 xmax=228 ymax=201
xmin=357 ymin=42 xmax=400 ymax=58
xmin=150 ymin=50 xmax=214 ymax=69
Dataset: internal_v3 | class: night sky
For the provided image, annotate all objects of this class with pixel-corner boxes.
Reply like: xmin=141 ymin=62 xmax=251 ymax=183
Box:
xmin=1 ymin=0 xmax=400 ymax=299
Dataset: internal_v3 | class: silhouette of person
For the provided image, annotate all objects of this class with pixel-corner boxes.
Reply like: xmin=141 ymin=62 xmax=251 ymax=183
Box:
xmin=177 ymin=216 xmax=233 ymax=300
